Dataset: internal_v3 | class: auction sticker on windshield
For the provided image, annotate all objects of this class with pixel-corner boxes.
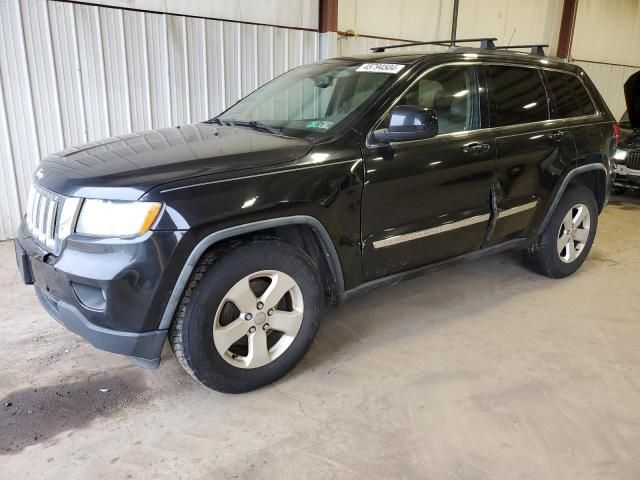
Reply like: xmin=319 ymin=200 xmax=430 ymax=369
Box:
xmin=356 ymin=63 xmax=405 ymax=74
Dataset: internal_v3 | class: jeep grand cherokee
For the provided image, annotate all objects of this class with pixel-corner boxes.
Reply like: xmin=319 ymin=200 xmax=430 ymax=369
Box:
xmin=15 ymin=40 xmax=616 ymax=393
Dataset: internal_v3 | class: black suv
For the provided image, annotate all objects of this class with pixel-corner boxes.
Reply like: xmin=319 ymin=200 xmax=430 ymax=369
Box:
xmin=15 ymin=41 xmax=616 ymax=393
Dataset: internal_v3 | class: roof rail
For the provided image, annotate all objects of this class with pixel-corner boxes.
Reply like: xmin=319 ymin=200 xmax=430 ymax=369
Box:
xmin=370 ymin=37 xmax=497 ymax=53
xmin=495 ymin=44 xmax=549 ymax=56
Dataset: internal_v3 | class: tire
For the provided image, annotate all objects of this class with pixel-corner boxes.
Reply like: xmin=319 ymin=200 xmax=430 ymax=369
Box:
xmin=525 ymin=184 xmax=598 ymax=278
xmin=169 ymin=238 xmax=323 ymax=393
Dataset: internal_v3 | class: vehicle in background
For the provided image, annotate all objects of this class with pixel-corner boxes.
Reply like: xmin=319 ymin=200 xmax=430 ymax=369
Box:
xmin=612 ymin=71 xmax=640 ymax=192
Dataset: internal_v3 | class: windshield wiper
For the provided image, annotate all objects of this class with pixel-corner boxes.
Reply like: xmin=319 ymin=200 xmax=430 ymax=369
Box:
xmin=230 ymin=120 xmax=282 ymax=136
xmin=207 ymin=117 xmax=231 ymax=126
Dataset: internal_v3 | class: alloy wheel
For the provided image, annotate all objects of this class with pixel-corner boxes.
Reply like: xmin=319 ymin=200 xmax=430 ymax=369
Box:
xmin=212 ymin=270 xmax=304 ymax=368
xmin=557 ymin=203 xmax=591 ymax=263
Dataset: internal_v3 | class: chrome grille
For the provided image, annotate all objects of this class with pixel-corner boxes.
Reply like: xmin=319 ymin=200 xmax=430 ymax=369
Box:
xmin=26 ymin=184 xmax=59 ymax=251
xmin=626 ymin=151 xmax=640 ymax=171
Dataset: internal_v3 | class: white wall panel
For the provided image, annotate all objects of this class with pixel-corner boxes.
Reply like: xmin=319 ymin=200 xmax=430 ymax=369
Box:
xmin=81 ymin=0 xmax=320 ymax=30
xmin=0 ymin=0 xmax=41 ymax=213
xmin=167 ymin=14 xmax=190 ymax=125
xmin=0 ymin=77 xmax=22 ymax=240
xmin=570 ymin=0 xmax=640 ymax=120
xmin=337 ymin=0 xmax=563 ymax=56
xmin=75 ymin=4 xmax=110 ymax=139
xmin=257 ymin=26 xmax=275 ymax=85
xmin=123 ymin=10 xmax=152 ymax=131
xmin=205 ymin=20 xmax=226 ymax=115
xmin=338 ymin=0 xmax=453 ymax=41
xmin=48 ymin=1 xmax=87 ymax=146
xmin=186 ymin=17 xmax=208 ymax=123
xmin=457 ymin=0 xmax=563 ymax=50
xmin=273 ymin=27 xmax=290 ymax=76
xmin=145 ymin=11 xmax=171 ymax=128
xmin=0 ymin=0 xmax=321 ymax=240
xmin=240 ymin=23 xmax=258 ymax=98
xmin=21 ymin=0 xmax=64 ymax=156
xmin=574 ymin=61 xmax=636 ymax=120
xmin=100 ymin=7 xmax=131 ymax=135
xmin=572 ymin=0 xmax=640 ymax=67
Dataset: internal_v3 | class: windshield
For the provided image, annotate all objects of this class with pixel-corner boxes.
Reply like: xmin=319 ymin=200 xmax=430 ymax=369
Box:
xmin=216 ymin=62 xmax=401 ymax=138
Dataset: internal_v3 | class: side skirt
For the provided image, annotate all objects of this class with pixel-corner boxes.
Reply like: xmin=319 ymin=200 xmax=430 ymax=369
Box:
xmin=341 ymin=237 xmax=531 ymax=302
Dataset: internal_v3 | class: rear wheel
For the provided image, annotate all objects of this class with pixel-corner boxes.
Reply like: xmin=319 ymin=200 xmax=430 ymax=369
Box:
xmin=169 ymin=238 xmax=323 ymax=393
xmin=526 ymin=185 xmax=598 ymax=278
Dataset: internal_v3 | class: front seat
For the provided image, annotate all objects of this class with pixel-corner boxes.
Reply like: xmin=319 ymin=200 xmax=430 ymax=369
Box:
xmin=433 ymin=90 xmax=467 ymax=134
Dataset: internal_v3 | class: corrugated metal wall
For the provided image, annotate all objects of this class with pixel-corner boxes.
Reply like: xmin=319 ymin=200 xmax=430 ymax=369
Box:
xmin=571 ymin=0 xmax=640 ymax=120
xmin=338 ymin=0 xmax=563 ymax=52
xmin=0 ymin=0 xmax=319 ymax=240
xmin=573 ymin=61 xmax=637 ymax=120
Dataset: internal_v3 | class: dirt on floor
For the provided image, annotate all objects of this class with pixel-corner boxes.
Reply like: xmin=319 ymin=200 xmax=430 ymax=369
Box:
xmin=1 ymin=195 xmax=640 ymax=480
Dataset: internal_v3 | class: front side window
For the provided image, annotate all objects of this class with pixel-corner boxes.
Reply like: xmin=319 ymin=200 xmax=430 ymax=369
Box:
xmin=385 ymin=65 xmax=480 ymax=135
xmin=545 ymin=70 xmax=596 ymax=118
xmin=487 ymin=65 xmax=549 ymax=126
xmin=218 ymin=62 xmax=398 ymax=138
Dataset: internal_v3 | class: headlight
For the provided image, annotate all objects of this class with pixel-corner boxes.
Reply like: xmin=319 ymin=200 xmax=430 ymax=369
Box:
xmin=75 ymin=200 xmax=162 ymax=237
xmin=613 ymin=149 xmax=628 ymax=161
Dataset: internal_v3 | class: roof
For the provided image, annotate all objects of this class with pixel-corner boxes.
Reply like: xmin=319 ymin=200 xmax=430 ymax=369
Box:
xmin=329 ymin=46 xmax=574 ymax=72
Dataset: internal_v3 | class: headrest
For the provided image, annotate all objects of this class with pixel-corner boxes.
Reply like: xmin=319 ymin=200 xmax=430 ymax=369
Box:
xmin=449 ymin=97 xmax=467 ymax=121
xmin=433 ymin=90 xmax=452 ymax=111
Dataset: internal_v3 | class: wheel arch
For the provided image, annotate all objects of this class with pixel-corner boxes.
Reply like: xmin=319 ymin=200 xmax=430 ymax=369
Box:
xmin=158 ymin=216 xmax=345 ymax=330
xmin=537 ymin=163 xmax=608 ymax=234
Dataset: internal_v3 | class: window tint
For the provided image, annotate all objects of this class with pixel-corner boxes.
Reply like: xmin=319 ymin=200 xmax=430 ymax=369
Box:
xmin=389 ymin=66 xmax=479 ymax=134
xmin=545 ymin=70 xmax=596 ymax=118
xmin=487 ymin=65 xmax=549 ymax=126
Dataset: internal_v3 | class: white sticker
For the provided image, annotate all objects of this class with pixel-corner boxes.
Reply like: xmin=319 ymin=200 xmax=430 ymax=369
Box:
xmin=356 ymin=63 xmax=406 ymax=74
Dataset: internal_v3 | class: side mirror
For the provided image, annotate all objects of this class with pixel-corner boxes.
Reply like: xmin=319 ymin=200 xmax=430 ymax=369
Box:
xmin=374 ymin=106 xmax=438 ymax=143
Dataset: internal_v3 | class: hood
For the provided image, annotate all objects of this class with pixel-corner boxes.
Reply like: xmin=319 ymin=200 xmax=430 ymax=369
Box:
xmin=624 ymin=70 xmax=640 ymax=129
xmin=36 ymin=123 xmax=313 ymax=200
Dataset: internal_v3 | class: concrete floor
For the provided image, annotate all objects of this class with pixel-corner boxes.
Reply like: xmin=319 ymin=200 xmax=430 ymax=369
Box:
xmin=1 ymin=195 xmax=640 ymax=480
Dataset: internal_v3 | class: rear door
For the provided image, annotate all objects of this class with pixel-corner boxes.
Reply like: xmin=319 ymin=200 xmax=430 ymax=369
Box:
xmin=484 ymin=64 xmax=577 ymax=245
xmin=543 ymin=69 xmax=602 ymax=162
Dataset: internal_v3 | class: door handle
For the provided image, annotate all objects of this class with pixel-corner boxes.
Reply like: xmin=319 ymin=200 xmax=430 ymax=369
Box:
xmin=462 ymin=142 xmax=491 ymax=155
xmin=547 ymin=130 xmax=567 ymax=142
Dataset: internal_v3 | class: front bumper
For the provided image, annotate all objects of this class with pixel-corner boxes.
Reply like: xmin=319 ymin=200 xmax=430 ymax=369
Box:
xmin=14 ymin=223 xmax=186 ymax=367
xmin=35 ymin=286 xmax=166 ymax=368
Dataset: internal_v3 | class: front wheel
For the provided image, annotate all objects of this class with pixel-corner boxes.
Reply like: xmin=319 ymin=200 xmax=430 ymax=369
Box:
xmin=169 ymin=238 xmax=323 ymax=393
xmin=525 ymin=185 xmax=598 ymax=278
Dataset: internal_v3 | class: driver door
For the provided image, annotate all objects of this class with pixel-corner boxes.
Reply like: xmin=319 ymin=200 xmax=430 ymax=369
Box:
xmin=361 ymin=64 xmax=495 ymax=280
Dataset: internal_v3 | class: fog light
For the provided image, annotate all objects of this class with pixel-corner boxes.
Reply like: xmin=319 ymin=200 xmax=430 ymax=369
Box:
xmin=72 ymin=282 xmax=106 ymax=311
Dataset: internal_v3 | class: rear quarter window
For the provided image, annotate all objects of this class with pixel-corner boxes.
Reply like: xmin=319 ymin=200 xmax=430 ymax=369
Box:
xmin=486 ymin=65 xmax=549 ymax=127
xmin=544 ymin=70 xmax=596 ymax=118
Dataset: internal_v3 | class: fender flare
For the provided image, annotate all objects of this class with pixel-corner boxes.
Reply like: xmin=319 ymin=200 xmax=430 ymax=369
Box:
xmin=537 ymin=163 xmax=608 ymax=234
xmin=158 ymin=215 xmax=344 ymax=329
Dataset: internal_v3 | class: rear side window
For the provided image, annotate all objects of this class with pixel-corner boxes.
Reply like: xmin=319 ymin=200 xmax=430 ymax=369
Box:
xmin=486 ymin=65 xmax=549 ymax=126
xmin=545 ymin=70 xmax=596 ymax=118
